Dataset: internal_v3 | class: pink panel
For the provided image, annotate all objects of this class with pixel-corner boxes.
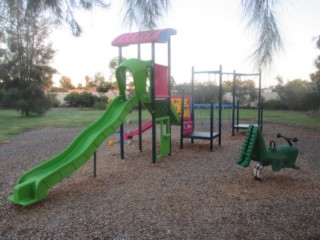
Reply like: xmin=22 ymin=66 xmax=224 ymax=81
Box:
xmin=154 ymin=64 xmax=169 ymax=98
xmin=183 ymin=121 xmax=193 ymax=135
xmin=112 ymin=28 xmax=177 ymax=47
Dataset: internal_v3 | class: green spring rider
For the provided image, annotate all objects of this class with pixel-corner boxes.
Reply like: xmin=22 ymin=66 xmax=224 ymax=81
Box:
xmin=236 ymin=125 xmax=299 ymax=180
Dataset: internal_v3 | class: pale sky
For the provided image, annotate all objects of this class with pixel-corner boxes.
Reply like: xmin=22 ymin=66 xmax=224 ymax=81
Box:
xmin=50 ymin=0 xmax=320 ymax=88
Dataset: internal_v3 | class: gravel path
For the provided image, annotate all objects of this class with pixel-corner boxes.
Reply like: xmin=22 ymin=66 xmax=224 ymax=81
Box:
xmin=0 ymin=123 xmax=320 ymax=239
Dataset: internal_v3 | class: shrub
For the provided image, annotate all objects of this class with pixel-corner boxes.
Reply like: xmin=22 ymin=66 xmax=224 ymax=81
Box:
xmin=80 ymin=92 xmax=98 ymax=107
xmin=263 ymin=99 xmax=288 ymax=110
xmin=15 ymin=86 xmax=52 ymax=116
xmin=47 ymin=93 xmax=61 ymax=107
xmin=64 ymin=92 xmax=98 ymax=107
xmin=93 ymin=96 xmax=109 ymax=110
xmin=1 ymin=88 xmax=19 ymax=108
xmin=64 ymin=92 xmax=80 ymax=107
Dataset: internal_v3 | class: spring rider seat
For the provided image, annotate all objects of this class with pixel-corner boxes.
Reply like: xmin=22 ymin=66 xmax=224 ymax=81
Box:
xmin=236 ymin=125 xmax=299 ymax=180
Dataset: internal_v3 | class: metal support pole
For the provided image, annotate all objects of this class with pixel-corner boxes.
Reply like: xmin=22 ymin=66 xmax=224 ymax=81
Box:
xmin=118 ymin=47 xmax=125 ymax=159
xmin=137 ymin=43 xmax=142 ymax=153
xmin=138 ymin=102 xmax=142 ymax=152
xmin=258 ymin=69 xmax=262 ymax=128
xmin=232 ymin=70 xmax=236 ymax=136
xmin=120 ymin=125 xmax=124 ymax=159
xmin=93 ymin=151 xmax=97 ymax=178
xmin=168 ymin=37 xmax=172 ymax=155
xmin=260 ymin=99 xmax=263 ymax=132
xmin=237 ymin=99 xmax=240 ymax=133
xmin=137 ymin=43 xmax=141 ymax=59
xmin=191 ymin=67 xmax=195 ymax=144
xmin=180 ymin=91 xmax=185 ymax=149
xmin=151 ymin=43 xmax=156 ymax=163
xmin=210 ymin=101 xmax=214 ymax=151
xmin=218 ymin=65 xmax=222 ymax=145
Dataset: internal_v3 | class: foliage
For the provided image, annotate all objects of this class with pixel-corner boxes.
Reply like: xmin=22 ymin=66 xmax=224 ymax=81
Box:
xmin=0 ymin=0 xmax=110 ymax=36
xmin=59 ymin=76 xmax=75 ymax=89
xmin=234 ymin=79 xmax=258 ymax=107
xmin=84 ymin=75 xmax=92 ymax=90
xmin=96 ymin=82 xmax=113 ymax=95
xmin=64 ymin=92 xmax=97 ymax=107
xmin=273 ymin=78 xmax=318 ymax=111
xmin=240 ymin=0 xmax=283 ymax=68
xmin=174 ymin=82 xmax=221 ymax=104
xmin=108 ymin=56 xmax=126 ymax=83
xmin=64 ymin=92 xmax=110 ymax=109
xmin=47 ymin=93 xmax=61 ymax=107
xmin=1 ymin=80 xmax=51 ymax=115
xmin=90 ymin=72 xmax=114 ymax=95
xmin=93 ymin=95 xmax=108 ymax=110
xmin=263 ymin=99 xmax=287 ymax=110
xmin=193 ymin=82 xmax=221 ymax=104
xmin=174 ymin=83 xmax=192 ymax=96
xmin=0 ymin=3 xmax=56 ymax=88
xmin=1 ymin=1 xmax=284 ymax=69
xmin=310 ymin=35 xmax=320 ymax=107
xmin=0 ymin=1 xmax=56 ymax=115
xmin=222 ymin=80 xmax=233 ymax=92
xmin=177 ymin=73 xmax=319 ymax=111
xmin=121 ymin=0 xmax=170 ymax=30
xmin=15 ymin=84 xmax=51 ymax=115
xmin=121 ymin=0 xmax=284 ymax=67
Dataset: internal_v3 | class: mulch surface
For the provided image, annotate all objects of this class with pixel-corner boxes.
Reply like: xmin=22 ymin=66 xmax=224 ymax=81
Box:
xmin=0 ymin=123 xmax=319 ymax=239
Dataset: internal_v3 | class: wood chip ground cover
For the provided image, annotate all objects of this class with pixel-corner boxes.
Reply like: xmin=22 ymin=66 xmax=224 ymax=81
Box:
xmin=0 ymin=123 xmax=319 ymax=239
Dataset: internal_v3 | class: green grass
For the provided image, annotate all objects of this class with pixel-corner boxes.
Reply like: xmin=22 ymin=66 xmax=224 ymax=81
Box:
xmin=0 ymin=108 xmax=104 ymax=141
xmin=0 ymin=108 xmax=320 ymax=141
xmin=193 ymin=108 xmax=320 ymax=129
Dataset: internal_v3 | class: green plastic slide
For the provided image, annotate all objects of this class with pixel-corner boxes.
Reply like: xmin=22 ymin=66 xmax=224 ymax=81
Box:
xmin=8 ymin=57 xmax=176 ymax=206
xmin=8 ymin=95 xmax=139 ymax=206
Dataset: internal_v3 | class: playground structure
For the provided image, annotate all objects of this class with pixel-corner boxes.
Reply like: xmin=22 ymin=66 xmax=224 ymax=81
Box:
xmin=8 ymin=28 xmax=224 ymax=206
xmin=8 ymin=29 xmax=175 ymax=206
xmin=7 ymin=27 xmax=271 ymax=206
xmin=179 ymin=67 xmax=223 ymax=151
xmin=124 ymin=120 xmax=153 ymax=141
xmin=111 ymin=28 xmax=177 ymax=162
xmin=111 ymin=29 xmax=224 ymax=158
xmin=236 ymin=125 xmax=299 ymax=179
xmin=231 ymin=70 xmax=263 ymax=136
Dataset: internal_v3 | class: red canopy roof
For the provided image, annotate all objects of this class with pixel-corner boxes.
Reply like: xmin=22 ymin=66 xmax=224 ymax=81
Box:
xmin=111 ymin=28 xmax=177 ymax=47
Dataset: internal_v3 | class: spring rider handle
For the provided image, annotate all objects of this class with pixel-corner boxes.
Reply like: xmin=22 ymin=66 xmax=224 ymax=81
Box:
xmin=276 ymin=133 xmax=298 ymax=146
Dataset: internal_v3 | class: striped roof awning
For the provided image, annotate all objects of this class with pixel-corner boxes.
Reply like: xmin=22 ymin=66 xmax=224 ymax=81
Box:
xmin=111 ymin=28 xmax=177 ymax=47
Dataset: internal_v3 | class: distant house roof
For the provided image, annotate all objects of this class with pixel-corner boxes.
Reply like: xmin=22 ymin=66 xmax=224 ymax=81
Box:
xmin=111 ymin=28 xmax=177 ymax=47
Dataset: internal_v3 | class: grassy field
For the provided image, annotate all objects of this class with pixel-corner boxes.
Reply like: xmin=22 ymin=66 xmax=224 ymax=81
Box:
xmin=193 ymin=107 xmax=320 ymax=129
xmin=0 ymin=107 xmax=319 ymax=141
xmin=0 ymin=108 xmax=103 ymax=141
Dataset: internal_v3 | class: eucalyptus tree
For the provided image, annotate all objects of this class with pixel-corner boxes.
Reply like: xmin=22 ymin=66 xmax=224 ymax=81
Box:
xmin=122 ymin=0 xmax=283 ymax=68
xmin=310 ymin=35 xmax=320 ymax=106
xmin=240 ymin=0 xmax=283 ymax=68
xmin=0 ymin=1 xmax=56 ymax=115
xmin=0 ymin=0 xmax=110 ymax=36
xmin=0 ymin=0 xmax=284 ymax=68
